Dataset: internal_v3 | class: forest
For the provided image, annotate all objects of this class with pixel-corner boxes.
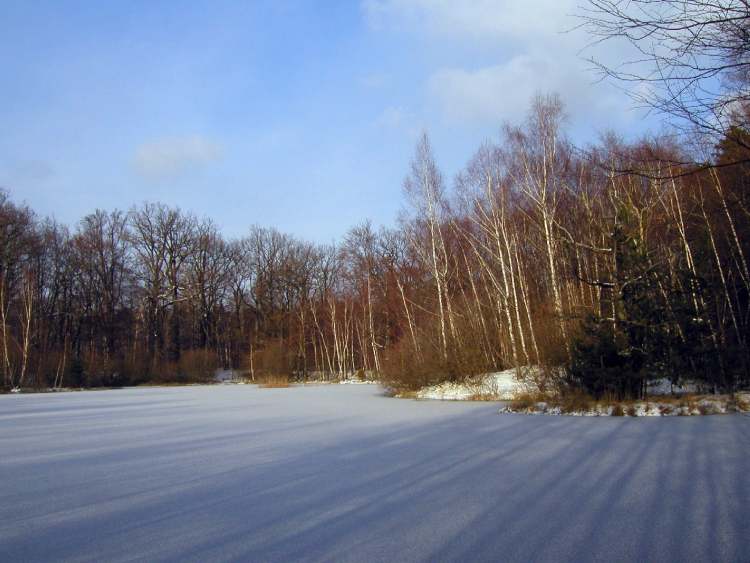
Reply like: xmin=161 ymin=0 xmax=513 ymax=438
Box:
xmin=3 ymin=3 xmax=750 ymax=563
xmin=1 ymin=93 xmax=748 ymax=399
xmin=2 ymin=2 xmax=749 ymax=400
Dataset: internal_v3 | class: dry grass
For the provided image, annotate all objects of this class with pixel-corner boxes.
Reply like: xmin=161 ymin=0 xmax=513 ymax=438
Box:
xmin=509 ymin=390 xmax=599 ymax=414
xmin=257 ymin=375 xmax=291 ymax=388
xmin=509 ymin=392 xmax=541 ymax=411
xmin=503 ymin=389 xmax=742 ymax=416
xmin=394 ymin=390 xmax=501 ymax=401
xmin=733 ymin=393 xmax=750 ymax=412
xmin=466 ymin=393 xmax=503 ymax=401
xmin=558 ymin=390 xmax=597 ymax=414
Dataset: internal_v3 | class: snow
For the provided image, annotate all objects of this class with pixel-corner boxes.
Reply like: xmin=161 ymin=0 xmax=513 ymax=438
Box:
xmin=213 ymin=369 xmax=237 ymax=382
xmin=1 ymin=385 xmax=749 ymax=562
xmin=415 ymin=372 xmax=713 ymax=402
xmin=646 ymin=378 xmax=704 ymax=395
xmin=415 ymin=367 xmax=538 ymax=401
xmin=413 ymin=369 xmax=745 ymax=417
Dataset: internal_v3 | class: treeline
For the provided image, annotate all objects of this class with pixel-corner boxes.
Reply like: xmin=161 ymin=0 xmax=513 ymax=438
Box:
xmin=1 ymin=95 xmax=749 ymax=397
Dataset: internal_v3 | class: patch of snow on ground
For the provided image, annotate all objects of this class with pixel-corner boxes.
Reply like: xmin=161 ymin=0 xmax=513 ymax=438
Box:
xmin=337 ymin=379 xmax=379 ymax=385
xmin=415 ymin=368 xmax=538 ymax=401
xmin=214 ymin=369 xmax=238 ymax=382
xmin=646 ymin=378 xmax=704 ymax=395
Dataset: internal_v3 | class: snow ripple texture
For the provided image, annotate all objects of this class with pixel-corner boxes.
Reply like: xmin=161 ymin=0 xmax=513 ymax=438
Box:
xmin=1 ymin=385 xmax=748 ymax=562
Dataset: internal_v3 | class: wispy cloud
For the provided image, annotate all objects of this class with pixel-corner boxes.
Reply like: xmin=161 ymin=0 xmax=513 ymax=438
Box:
xmin=133 ymin=135 xmax=223 ymax=181
xmin=428 ymin=54 xmax=623 ymax=126
xmin=363 ymin=0 xmax=638 ymax=130
xmin=362 ymin=0 xmax=573 ymax=40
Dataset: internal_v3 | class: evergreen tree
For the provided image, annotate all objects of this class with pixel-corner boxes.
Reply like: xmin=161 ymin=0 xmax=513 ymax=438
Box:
xmin=572 ymin=204 xmax=675 ymax=398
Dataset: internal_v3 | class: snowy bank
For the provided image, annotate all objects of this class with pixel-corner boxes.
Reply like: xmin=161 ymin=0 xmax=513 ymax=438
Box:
xmin=500 ymin=392 xmax=750 ymax=417
xmin=414 ymin=368 xmax=539 ymax=401
xmin=411 ymin=369 xmax=706 ymax=403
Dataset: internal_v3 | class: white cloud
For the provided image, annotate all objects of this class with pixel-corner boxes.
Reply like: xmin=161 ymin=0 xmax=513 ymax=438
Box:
xmin=363 ymin=0 xmax=641 ymax=130
xmin=428 ymin=53 xmax=624 ymax=126
xmin=133 ymin=135 xmax=223 ymax=181
xmin=362 ymin=0 xmax=575 ymax=41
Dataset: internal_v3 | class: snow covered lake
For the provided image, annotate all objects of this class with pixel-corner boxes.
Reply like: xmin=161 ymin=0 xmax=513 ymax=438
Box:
xmin=1 ymin=385 xmax=748 ymax=562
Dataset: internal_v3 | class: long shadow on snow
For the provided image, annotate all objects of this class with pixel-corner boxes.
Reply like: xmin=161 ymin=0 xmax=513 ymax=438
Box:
xmin=3 ymin=398 xmax=749 ymax=563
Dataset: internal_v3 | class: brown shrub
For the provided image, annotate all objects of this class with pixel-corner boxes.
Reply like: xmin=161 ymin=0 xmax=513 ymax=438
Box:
xmin=79 ymin=352 xmax=132 ymax=387
xmin=34 ymin=353 xmax=62 ymax=388
xmin=558 ymin=389 xmax=595 ymax=414
xmin=611 ymin=404 xmax=624 ymax=416
xmin=510 ymin=392 xmax=538 ymax=411
xmin=380 ymin=325 xmax=492 ymax=393
xmin=178 ymin=349 xmax=219 ymax=383
xmin=734 ymin=394 xmax=750 ymax=412
xmin=251 ymin=340 xmax=295 ymax=380
xmin=467 ymin=393 xmax=502 ymax=401
xmin=380 ymin=337 xmax=450 ymax=392
xmin=146 ymin=349 xmax=219 ymax=384
xmin=354 ymin=368 xmax=366 ymax=381
xmin=152 ymin=361 xmax=179 ymax=384
xmin=533 ymin=307 xmax=573 ymax=366
xmin=258 ymin=374 xmax=290 ymax=388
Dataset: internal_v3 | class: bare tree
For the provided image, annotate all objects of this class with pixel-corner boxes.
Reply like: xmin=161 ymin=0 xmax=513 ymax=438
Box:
xmin=129 ymin=203 xmax=195 ymax=364
xmin=0 ymin=191 xmax=37 ymax=388
xmin=404 ymin=133 xmax=454 ymax=361
xmin=73 ymin=210 xmax=131 ymax=363
xmin=189 ymin=219 xmax=232 ymax=354
xmin=581 ymin=0 xmax=750 ymax=155
xmin=505 ymin=94 xmax=571 ymax=350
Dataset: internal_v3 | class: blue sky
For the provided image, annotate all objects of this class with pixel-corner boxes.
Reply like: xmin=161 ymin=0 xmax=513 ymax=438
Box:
xmin=1 ymin=1 xmax=655 ymax=241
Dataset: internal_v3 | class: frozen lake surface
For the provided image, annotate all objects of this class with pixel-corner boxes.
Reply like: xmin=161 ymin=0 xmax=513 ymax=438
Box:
xmin=1 ymin=385 xmax=748 ymax=562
